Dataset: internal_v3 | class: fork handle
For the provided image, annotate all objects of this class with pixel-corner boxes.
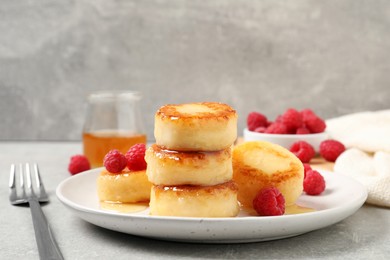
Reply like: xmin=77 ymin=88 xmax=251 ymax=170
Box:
xmin=29 ymin=199 xmax=64 ymax=260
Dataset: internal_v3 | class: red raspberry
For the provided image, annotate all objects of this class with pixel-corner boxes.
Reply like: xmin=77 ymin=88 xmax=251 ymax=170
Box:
xmin=303 ymin=170 xmax=326 ymax=195
xmin=289 ymin=141 xmax=315 ymax=163
xmin=265 ymin=123 xmax=288 ymax=134
xmin=253 ymin=187 xmax=285 ymax=216
xmin=300 ymin=108 xmax=315 ymax=117
xmin=247 ymin=112 xmax=268 ymax=131
xmin=68 ymin=155 xmax=90 ymax=175
xmin=319 ymin=140 xmax=346 ymax=162
xmin=125 ymin=143 xmax=147 ymax=171
xmin=303 ymin=163 xmax=312 ymax=178
xmin=301 ymin=109 xmax=326 ymax=133
xmin=103 ymin=149 xmax=127 ymax=173
xmin=275 ymin=115 xmax=283 ymax=123
xmin=296 ymin=127 xmax=310 ymax=135
xmin=281 ymin=108 xmax=303 ymax=133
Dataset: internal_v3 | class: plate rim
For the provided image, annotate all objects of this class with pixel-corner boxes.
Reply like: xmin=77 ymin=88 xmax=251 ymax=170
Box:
xmin=56 ymin=168 xmax=368 ymax=242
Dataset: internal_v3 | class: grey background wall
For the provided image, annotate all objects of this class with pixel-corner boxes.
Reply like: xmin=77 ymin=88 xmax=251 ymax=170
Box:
xmin=1 ymin=0 xmax=389 ymax=141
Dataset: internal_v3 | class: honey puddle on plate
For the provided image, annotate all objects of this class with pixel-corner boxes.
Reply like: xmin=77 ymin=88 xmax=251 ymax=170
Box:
xmin=285 ymin=204 xmax=315 ymax=215
xmin=243 ymin=204 xmax=315 ymax=216
xmin=100 ymin=202 xmax=148 ymax=213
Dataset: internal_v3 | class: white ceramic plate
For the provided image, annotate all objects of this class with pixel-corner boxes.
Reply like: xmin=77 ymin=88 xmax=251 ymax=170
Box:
xmin=56 ymin=169 xmax=367 ymax=243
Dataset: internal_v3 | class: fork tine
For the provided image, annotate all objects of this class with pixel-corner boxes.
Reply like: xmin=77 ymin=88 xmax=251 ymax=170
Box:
xmin=26 ymin=163 xmax=32 ymax=190
xmin=25 ymin=163 xmax=37 ymax=202
xmin=9 ymin=164 xmax=17 ymax=203
xmin=34 ymin=164 xmax=41 ymax=187
xmin=19 ymin=164 xmax=24 ymax=188
xmin=20 ymin=163 xmax=27 ymax=202
xmin=9 ymin=164 xmax=15 ymax=188
xmin=34 ymin=164 xmax=49 ymax=202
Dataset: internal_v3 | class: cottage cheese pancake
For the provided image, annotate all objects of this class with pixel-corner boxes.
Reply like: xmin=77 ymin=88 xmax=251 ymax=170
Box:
xmin=233 ymin=141 xmax=304 ymax=207
xmin=154 ymin=102 xmax=237 ymax=151
xmin=97 ymin=168 xmax=152 ymax=203
xmin=145 ymin=144 xmax=232 ymax=186
xmin=149 ymin=181 xmax=239 ymax=217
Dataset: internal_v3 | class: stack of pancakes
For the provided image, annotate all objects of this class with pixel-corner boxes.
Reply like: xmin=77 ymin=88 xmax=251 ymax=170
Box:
xmin=145 ymin=102 xmax=240 ymax=217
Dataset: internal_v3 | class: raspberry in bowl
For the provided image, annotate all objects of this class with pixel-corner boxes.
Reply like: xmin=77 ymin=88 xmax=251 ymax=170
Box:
xmin=243 ymin=109 xmax=328 ymax=152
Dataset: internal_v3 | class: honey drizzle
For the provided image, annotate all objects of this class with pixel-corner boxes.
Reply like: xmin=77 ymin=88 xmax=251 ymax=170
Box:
xmin=242 ymin=204 xmax=315 ymax=216
xmin=285 ymin=204 xmax=315 ymax=215
xmin=100 ymin=201 xmax=148 ymax=213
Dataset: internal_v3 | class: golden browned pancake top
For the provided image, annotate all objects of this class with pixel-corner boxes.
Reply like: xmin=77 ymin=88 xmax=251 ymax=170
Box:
xmin=156 ymin=102 xmax=236 ymax=120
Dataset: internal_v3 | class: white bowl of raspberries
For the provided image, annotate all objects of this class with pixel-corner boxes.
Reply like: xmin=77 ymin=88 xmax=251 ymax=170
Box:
xmin=244 ymin=108 xmax=346 ymax=164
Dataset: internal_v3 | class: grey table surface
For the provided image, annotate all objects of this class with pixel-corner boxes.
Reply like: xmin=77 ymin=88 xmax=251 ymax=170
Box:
xmin=1 ymin=141 xmax=389 ymax=260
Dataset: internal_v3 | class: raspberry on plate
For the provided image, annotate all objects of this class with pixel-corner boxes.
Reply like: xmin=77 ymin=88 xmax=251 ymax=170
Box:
xmin=125 ymin=143 xmax=147 ymax=171
xmin=281 ymin=108 xmax=303 ymax=133
xmin=303 ymin=170 xmax=326 ymax=195
xmin=265 ymin=123 xmax=288 ymax=134
xmin=320 ymin=139 xmax=346 ymax=162
xmin=68 ymin=155 xmax=90 ymax=175
xmin=303 ymin=163 xmax=312 ymax=178
xmin=247 ymin=112 xmax=268 ymax=131
xmin=301 ymin=109 xmax=326 ymax=133
xmin=103 ymin=149 xmax=127 ymax=173
xmin=289 ymin=140 xmax=315 ymax=163
xmin=253 ymin=187 xmax=285 ymax=216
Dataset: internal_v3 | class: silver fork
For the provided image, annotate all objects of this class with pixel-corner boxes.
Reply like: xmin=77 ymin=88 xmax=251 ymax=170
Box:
xmin=9 ymin=163 xmax=64 ymax=260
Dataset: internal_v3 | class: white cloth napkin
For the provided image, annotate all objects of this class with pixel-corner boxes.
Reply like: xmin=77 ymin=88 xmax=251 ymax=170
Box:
xmin=326 ymin=110 xmax=390 ymax=208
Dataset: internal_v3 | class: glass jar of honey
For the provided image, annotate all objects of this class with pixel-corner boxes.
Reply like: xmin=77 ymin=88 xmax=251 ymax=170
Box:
xmin=82 ymin=91 xmax=146 ymax=168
